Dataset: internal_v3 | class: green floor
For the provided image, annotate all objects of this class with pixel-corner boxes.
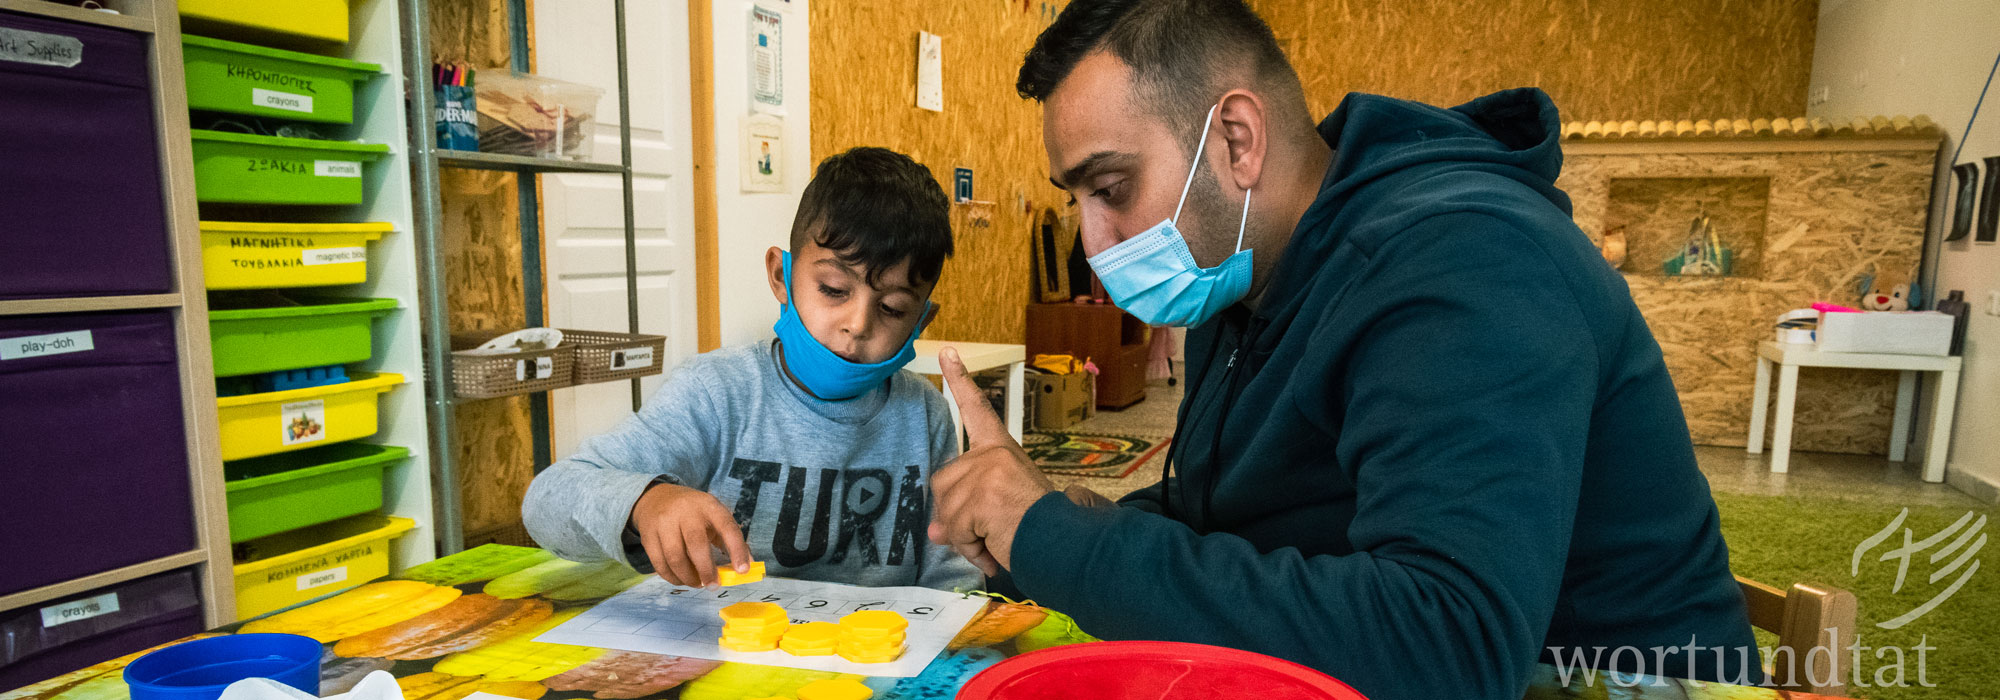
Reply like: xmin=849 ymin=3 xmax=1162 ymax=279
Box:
xmin=1713 ymin=491 xmax=1996 ymax=700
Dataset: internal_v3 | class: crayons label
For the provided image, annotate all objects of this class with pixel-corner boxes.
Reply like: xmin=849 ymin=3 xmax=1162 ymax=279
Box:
xmin=41 ymin=593 xmax=119 ymax=628
xmin=2 ymin=330 xmax=93 ymax=361
xmin=253 ymin=88 xmax=314 ymax=113
xmin=315 ymin=160 xmax=362 ymax=178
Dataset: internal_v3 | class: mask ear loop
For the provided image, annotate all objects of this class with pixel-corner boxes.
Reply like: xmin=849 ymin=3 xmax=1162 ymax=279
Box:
xmin=1234 ymin=189 xmax=1252 ymax=254
xmin=1172 ymin=104 xmax=1221 ymax=224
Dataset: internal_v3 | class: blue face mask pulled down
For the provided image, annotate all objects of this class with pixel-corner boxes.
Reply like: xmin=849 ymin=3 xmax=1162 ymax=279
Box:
xmin=771 ymin=251 xmax=934 ymax=401
xmin=1086 ymin=104 xmax=1253 ymax=328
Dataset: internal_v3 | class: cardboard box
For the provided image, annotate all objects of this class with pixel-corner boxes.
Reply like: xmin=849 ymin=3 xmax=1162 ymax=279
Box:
xmin=1816 ymin=311 xmax=1953 ymax=355
xmin=1029 ymin=371 xmax=1093 ymax=430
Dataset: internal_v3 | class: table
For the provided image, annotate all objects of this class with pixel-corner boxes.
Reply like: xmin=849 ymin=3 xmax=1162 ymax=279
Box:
xmin=907 ymin=339 xmax=1025 ymax=448
xmin=4 ymin=545 xmax=1858 ymax=700
xmin=1747 ymin=341 xmax=1962 ymax=482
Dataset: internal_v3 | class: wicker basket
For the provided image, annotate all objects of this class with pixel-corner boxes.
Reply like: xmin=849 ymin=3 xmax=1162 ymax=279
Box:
xmin=449 ymin=331 xmax=576 ymax=399
xmin=564 ymin=329 xmax=667 ymax=385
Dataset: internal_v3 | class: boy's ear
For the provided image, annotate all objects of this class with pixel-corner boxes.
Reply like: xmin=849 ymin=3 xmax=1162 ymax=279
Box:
xmin=765 ymin=246 xmax=788 ymax=304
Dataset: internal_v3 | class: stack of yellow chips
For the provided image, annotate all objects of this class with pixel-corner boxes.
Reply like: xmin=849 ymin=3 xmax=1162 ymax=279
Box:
xmin=778 ymin=621 xmax=841 ymax=656
xmin=796 ymin=678 xmax=874 ymax=700
xmin=717 ymin=601 xmax=789 ymax=652
xmin=835 ymin=610 xmax=908 ymax=663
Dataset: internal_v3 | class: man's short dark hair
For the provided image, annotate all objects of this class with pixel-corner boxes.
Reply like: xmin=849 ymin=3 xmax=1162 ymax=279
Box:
xmin=790 ymin=147 xmax=954 ymax=289
xmin=1017 ymin=0 xmax=1303 ymax=142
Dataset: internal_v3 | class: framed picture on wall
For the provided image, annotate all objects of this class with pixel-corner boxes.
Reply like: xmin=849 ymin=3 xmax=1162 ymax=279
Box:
xmin=1948 ymin=162 xmax=1977 ymax=242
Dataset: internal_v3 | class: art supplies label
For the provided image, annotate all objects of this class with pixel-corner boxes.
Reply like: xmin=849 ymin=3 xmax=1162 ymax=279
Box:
xmin=315 ymin=160 xmax=363 ymax=178
xmin=297 ymin=566 xmax=348 ymax=591
xmin=253 ymin=88 xmax=315 ymax=113
xmin=303 ymin=246 xmax=367 ymax=266
xmin=516 ymin=357 xmax=555 ymax=381
xmin=2 ymin=330 xmax=93 ymax=361
xmin=281 ymin=399 xmax=327 ymax=445
xmin=611 ymin=347 xmax=653 ymax=371
xmin=40 ymin=593 xmax=118 ymax=628
xmin=0 ymin=27 xmax=82 ymax=68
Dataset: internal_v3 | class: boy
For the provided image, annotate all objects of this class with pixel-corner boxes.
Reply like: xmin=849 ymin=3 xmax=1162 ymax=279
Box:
xmin=523 ymin=147 xmax=979 ymax=592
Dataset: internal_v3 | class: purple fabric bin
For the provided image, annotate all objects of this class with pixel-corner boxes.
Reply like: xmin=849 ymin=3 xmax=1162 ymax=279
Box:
xmin=0 ymin=569 xmax=204 ymax=691
xmin=0 ymin=311 xmax=195 ymax=597
xmin=0 ymin=11 xmax=172 ymax=299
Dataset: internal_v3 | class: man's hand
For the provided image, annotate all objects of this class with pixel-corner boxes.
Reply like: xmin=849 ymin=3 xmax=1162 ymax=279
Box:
xmin=630 ymin=482 xmax=754 ymax=587
xmin=928 ymin=348 xmax=1057 ymax=576
xmin=1064 ymin=485 xmax=1115 ymax=508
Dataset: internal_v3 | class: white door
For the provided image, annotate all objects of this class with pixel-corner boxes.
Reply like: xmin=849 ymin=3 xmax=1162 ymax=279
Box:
xmin=535 ymin=0 xmax=700 ymax=458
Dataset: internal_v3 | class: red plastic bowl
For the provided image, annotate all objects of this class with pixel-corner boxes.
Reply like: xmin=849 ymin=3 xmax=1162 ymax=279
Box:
xmin=957 ymin=641 xmax=1369 ymax=700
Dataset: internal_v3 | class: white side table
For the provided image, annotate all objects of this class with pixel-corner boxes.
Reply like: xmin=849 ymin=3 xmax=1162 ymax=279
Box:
xmin=1747 ymin=341 xmax=1962 ymax=482
xmin=908 ymin=340 xmax=1026 ymax=448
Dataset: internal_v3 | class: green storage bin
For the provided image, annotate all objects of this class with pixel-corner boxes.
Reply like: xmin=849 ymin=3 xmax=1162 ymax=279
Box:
xmin=224 ymin=443 xmax=408 ymax=543
xmin=209 ymin=296 xmax=396 ymax=377
xmin=183 ymin=35 xmax=381 ymax=124
xmin=190 ymin=129 xmax=390 ymax=204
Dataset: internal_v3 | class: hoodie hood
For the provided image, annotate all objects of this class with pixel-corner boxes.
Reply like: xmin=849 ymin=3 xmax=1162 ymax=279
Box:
xmin=1255 ymin=88 xmax=1571 ymax=319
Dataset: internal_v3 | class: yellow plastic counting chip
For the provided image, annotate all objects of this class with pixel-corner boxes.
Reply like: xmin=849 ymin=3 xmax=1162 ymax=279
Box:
xmin=796 ymin=678 xmax=875 ymax=700
xmin=835 ymin=645 xmax=904 ymax=664
xmin=717 ymin=561 xmax=765 ymax=586
xmin=838 ymin=610 xmax=909 ymax=634
xmin=719 ymin=637 xmax=782 ymax=652
xmin=719 ymin=601 xmax=788 ymax=626
xmin=777 ymin=621 xmax=840 ymax=656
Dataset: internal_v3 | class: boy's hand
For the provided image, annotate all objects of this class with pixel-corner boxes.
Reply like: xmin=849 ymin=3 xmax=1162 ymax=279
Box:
xmin=630 ymin=482 xmax=754 ymax=587
xmin=928 ymin=347 xmax=1057 ymax=576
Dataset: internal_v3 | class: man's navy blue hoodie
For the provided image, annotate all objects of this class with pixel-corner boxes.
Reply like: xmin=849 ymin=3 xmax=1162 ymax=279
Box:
xmin=1009 ymin=89 xmax=1759 ymax=699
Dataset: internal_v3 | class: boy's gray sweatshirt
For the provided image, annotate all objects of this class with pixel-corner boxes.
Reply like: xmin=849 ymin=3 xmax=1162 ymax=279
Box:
xmin=522 ymin=340 xmax=981 ymax=591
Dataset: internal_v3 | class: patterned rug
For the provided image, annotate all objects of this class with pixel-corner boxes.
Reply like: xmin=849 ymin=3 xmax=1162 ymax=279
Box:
xmin=1023 ymin=430 xmax=1172 ymax=479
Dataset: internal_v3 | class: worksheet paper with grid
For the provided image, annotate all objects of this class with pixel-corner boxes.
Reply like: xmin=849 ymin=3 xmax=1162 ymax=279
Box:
xmin=534 ymin=576 xmax=988 ymax=676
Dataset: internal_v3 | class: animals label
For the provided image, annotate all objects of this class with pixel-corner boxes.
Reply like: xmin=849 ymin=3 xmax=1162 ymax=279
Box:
xmin=315 ymin=160 xmax=362 ymax=178
xmin=40 ymin=593 xmax=119 ymax=628
xmin=253 ymin=88 xmax=314 ymax=114
xmin=303 ymin=246 xmax=367 ymax=266
xmin=2 ymin=330 xmax=93 ymax=361
xmin=281 ymin=399 xmax=327 ymax=445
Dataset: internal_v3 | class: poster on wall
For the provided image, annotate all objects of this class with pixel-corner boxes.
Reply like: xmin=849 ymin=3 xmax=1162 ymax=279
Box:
xmin=916 ymin=31 xmax=943 ymax=112
xmin=749 ymin=5 xmax=784 ymax=114
xmin=741 ymin=113 xmax=784 ymax=193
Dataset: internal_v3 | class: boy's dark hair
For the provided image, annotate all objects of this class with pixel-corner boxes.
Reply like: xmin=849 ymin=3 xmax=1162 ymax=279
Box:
xmin=1017 ymin=0 xmax=1304 ymax=143
xmin=790 ymin=147 xmax=954 ymax=289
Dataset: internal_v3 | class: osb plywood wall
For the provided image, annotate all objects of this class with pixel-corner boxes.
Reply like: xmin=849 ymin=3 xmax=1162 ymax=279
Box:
xmin=810 ymin=1 xmax=1070 ymax=344
xmin=809 ymin=0 xmax=1815 ymax=344
xmin=1560 ymin=140 xmax=1938 ymax=454
xmin=1253 ymin=0 xmax=1817 ymax=122
xmin=433 ymin=0 xmax=539 ymax=546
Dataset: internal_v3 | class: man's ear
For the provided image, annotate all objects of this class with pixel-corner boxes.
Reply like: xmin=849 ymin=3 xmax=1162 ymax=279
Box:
xmin=765 ymin=246 xmax=788 ymax=304
xmin=1215 ymin=89 xmax=1268 ymax=193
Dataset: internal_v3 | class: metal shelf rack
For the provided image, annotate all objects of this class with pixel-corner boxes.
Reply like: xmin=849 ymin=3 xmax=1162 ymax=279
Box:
xmin=400 ymin=0 xmax=642 ymax=554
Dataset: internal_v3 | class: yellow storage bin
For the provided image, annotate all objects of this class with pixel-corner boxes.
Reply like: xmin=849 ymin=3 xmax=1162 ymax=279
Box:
xmin=201 ymin=222 xmax=391 ymax=290
xmin=217 ymin=372 xmax=402 ymax=461
xmin=181 ymin=0 xmax=350 ymax=46
xmin=233 ymin=514 xmax=415 ymax=620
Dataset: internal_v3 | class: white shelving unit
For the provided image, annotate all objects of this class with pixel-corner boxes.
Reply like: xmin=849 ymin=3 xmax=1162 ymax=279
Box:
xmin=325 ymin=0 xmax=438 ymax=572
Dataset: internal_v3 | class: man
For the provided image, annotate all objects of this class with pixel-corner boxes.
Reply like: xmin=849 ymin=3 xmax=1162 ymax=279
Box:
xmin=926 ymin=1 xmax=1760 ymax=698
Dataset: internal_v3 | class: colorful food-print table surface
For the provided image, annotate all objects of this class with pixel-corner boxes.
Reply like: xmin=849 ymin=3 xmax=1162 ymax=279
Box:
xmin=4 ymin=545 xmax=1855 ymax=700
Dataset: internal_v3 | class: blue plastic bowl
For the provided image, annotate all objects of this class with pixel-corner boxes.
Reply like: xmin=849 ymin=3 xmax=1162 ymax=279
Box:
xmin=126 ymin=633 xmax=322 ymax=700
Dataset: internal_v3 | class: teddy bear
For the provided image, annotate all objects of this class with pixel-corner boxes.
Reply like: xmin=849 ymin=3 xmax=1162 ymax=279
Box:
xmin=1858 ymin=264 xmax=1919 ymax=311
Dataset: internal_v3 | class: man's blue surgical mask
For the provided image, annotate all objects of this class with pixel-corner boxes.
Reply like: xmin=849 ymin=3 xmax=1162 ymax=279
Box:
xmin=771 ymin=250 xmax=934 ymax=400
xmin=1085 ymin=104 xmax=1253 ymax=327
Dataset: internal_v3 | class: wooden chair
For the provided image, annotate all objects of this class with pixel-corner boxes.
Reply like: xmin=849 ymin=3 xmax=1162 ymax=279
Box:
xmin=1736 ymin=575 xmax=1858 ymax=694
